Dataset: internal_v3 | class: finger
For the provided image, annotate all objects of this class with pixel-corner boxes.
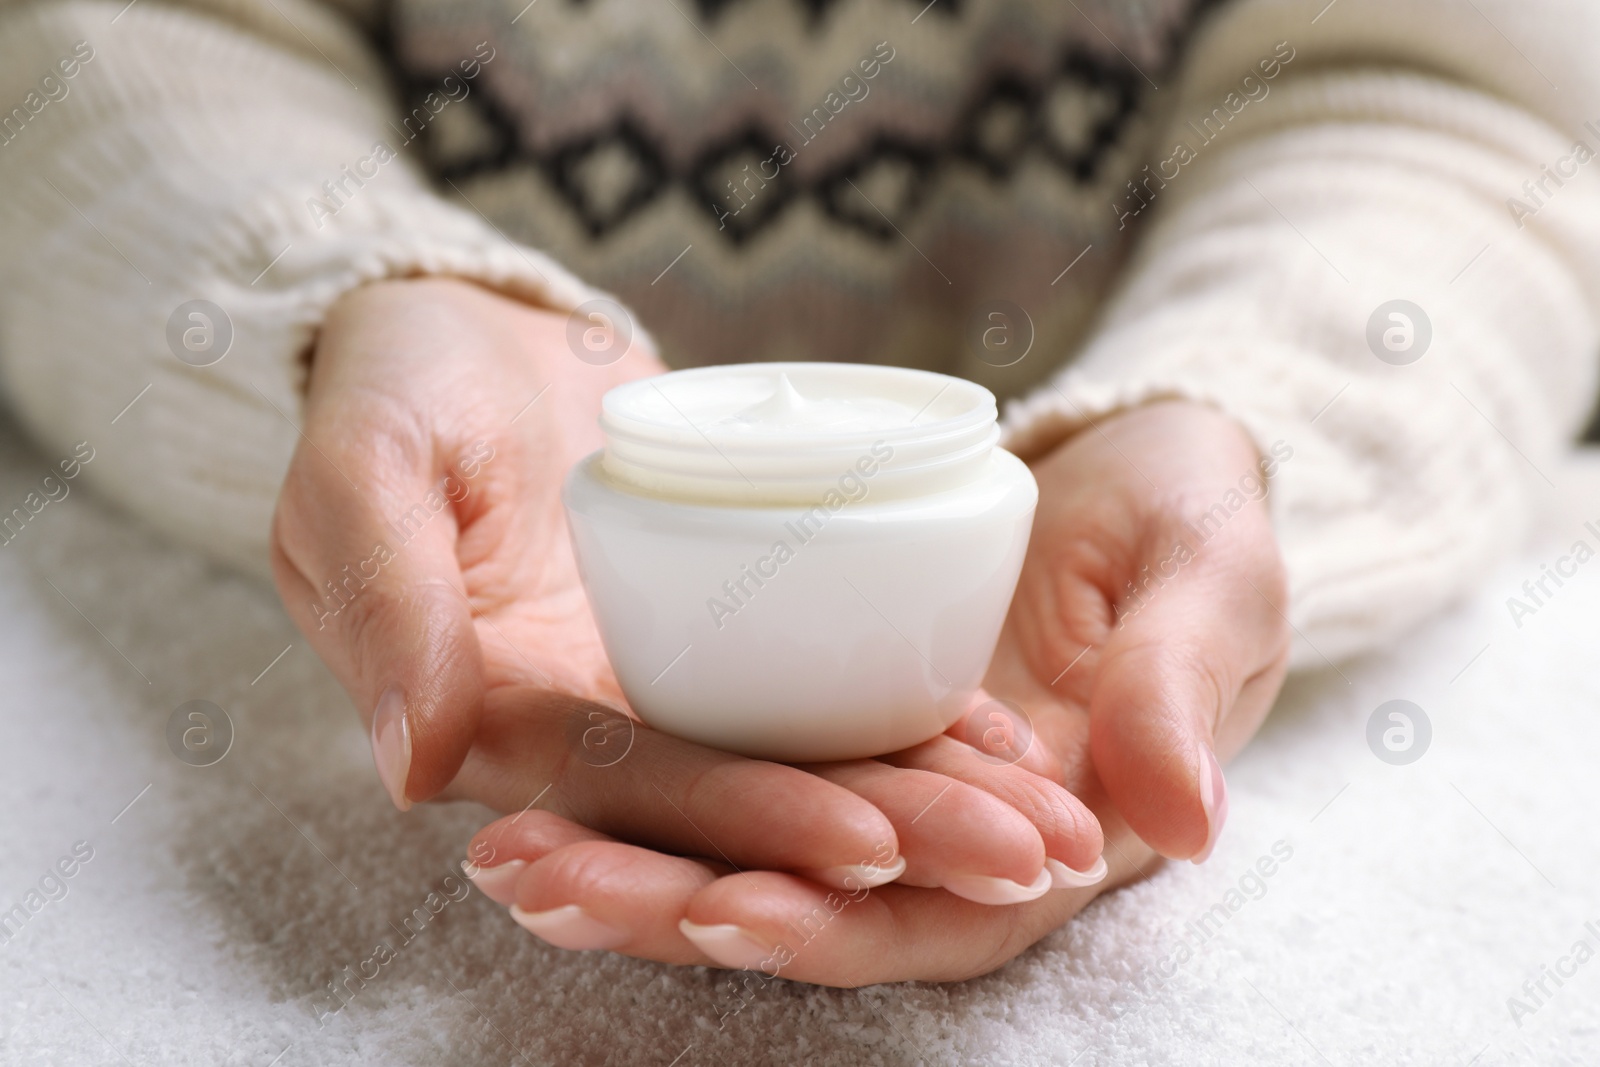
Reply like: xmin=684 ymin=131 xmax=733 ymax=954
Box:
xmin=271 ymin=419 xmax=489 ymax=809
xmin=462 ymin=809 xmax=616 ymax=905
xmin=679 ymin=825 xmax=1160 ymax=986
xmin=466 ymin=810 xmax=730 ymax=962
xmin=877 ymin=734 xmax=1105 ymax=880
xmin=507 ymin=841 xmax=725 ymax=961
xmin=676 ymin=874 xmax=1058 ymax=986
xmin=1088 ymin=519 xmax=1289 ymax=862
xmin=798 ymin=761 xmax=1051 ymax=904
xmin=454 ymin=687 xmax=902 ymax=889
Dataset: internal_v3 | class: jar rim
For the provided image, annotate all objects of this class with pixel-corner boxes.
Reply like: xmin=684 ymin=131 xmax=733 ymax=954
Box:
xmin=598 ymin=363 xmax=999 ymax=505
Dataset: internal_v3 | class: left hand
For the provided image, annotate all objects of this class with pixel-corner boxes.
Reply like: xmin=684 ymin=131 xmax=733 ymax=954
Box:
xmin=465 ymin=400 xmax=1292 ymax=985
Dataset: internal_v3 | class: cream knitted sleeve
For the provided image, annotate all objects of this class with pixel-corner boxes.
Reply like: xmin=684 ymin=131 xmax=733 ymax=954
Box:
xmin=0 ymin=0 xmax=605 ymax=578
xmin=1003 ymin=0 xmax=1600 ymax=666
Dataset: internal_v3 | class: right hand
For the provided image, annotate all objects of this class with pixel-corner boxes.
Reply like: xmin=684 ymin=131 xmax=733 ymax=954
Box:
xmin=462 ymin=400 xmax=1288 ymax=985
xmin=270 ymin=277 xmax=1102 ymax=946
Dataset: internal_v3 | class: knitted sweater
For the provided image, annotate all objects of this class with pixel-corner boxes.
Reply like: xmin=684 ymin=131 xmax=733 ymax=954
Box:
xmin=0 ymin=0 xmax=1597 ymax=666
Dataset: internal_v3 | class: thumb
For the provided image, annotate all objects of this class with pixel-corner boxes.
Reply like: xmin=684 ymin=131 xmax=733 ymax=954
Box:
xmin=1087 ymin=529 xmax=1288 ymax=862
xmin=271 ymin=440 xmax=488 ymax=810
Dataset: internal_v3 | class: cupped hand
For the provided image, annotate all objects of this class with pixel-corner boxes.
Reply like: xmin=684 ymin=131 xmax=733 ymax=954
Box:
xmin=270 ymin=277 xmax=1099 ymax=913
xmin=469 ymin=399 xmax=1292 ymax=985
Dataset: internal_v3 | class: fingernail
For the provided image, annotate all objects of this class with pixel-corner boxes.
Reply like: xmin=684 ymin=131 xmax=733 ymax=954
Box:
xmin=1045 ymin=855 xmax=1108 ymax=889
xmin=370 ymin=687 xmax=412 ymax=811
xmin=679 ymin=920 xmax=774 ymax=970
xmin=1193 ymin=741 xmax=1229 ymax=864
xmin=942 ymin=866 xmax=1052 ymax=906
xmin=463 ymin=859 xmax=527 ymax=906
xmin=510 ymin=904 xmax=628 ymax=951
xmin=809 ymin=855 xmax=907 ymax=891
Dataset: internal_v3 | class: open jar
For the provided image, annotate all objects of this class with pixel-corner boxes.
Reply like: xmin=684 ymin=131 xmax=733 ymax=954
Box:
xmin=562 ymin=362 xmax=1037 ymax=762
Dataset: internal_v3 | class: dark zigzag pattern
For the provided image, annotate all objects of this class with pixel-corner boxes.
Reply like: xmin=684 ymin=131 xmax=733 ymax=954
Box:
xmin=400 ymin=43 xmax=1141 ymax=244
xmin=385 ymin=0 xmax=1230 ymax=244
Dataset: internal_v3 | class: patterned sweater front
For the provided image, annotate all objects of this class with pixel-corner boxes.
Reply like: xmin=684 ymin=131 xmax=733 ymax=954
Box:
xmin=381 ymin=0 xmax=1208 ymax=399
xmin=0 ymin=0 xmax=1598 ymax=664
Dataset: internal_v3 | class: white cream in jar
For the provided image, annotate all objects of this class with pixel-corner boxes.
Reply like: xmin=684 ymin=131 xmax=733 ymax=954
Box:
xmin=562 ymin=362 xmax=1037 ymax=762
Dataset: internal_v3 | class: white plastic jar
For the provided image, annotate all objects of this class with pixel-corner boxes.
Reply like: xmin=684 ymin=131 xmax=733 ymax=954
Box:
xmin=562 ymin=362 xmax=1037 ymax=762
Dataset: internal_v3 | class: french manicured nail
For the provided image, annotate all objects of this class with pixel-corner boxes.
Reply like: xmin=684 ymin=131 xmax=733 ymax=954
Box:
xmin=942 ymin=866 xmax=1052 ymax=905
xmin=809 ymin=855 xmax=907 ymax=891
xmin=371 ymin=687 xmax=411 ymax=811
xmin=679 ymin=920 xmax=774 ymax=970
xmin=1046 ymin=855 xmax=1108 ymax=889
xmin=1193 ymin=741 xmax=1229 ymax=864
xmin=463 ymin=859 xmax=526 ymax=905
xmin=510 ymin=904 xmax=628 ymax=951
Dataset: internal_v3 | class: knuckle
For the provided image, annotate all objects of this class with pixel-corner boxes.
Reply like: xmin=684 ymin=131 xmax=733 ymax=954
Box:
xmin=533 ymin=842 xmax=621 ymax=899
xmin=540 ymin=702 xmax=588 ymax=801
xmin=534 ymin=693 xmax=638 ymax=819
xmin=672 ymin=760 xmax=728 ymax=827
xmin=474 ymin=810 xmax=570 ymax=864
xmin=1255 ymin=542 xmax=1291 ymax=615
xmin=327 ymin=577 xmax=467 ymax=672
xmin=306 ymin=391 xmax=437 ymax=501
xmin=507 ymin=808 xmax=576 ymax=844
xmin=1017 ymin=775 xmax=1096 ymax=850
xmin=329 ymin=582 xmax=403 ymax=655
xmin=270 ymin=458 xmax=330 ymax=567
xmin=1180 ymin=643 xmax=1236 ymax=732
xmin=410 ymin=579 xmax=480 ymax=666
xmin=339 ymin=431 xmax=424 ymax=499
xmin=1101 ymin=637 xmax=1235 ymax=735
xmin=267 ymin=510 xmax=304 ymax=586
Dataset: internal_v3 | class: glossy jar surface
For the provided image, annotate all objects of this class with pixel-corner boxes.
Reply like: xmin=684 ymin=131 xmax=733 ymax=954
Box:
xmin=562 ymin=362 xmax=1037 ymax=761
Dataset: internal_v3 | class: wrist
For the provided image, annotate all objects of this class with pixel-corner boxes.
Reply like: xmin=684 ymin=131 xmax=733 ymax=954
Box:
xmin=313 ymin=275 xmax=664 ymax=399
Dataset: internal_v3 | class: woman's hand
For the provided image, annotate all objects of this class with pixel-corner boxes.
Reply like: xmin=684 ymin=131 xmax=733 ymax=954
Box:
xmin=270 ymin=277 xmax=1100 ymax=909
xmin=467 ymin=400 xmax=1291 ymax=985
xmin=998 ymin=399 xmax=1293 ymax=866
